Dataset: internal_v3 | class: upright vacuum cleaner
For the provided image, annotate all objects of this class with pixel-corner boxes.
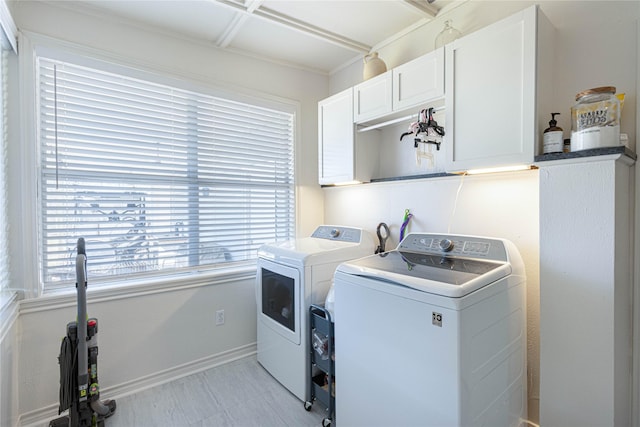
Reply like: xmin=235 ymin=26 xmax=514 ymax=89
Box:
xmin=50 ymin=238 xmax=117 ymax=427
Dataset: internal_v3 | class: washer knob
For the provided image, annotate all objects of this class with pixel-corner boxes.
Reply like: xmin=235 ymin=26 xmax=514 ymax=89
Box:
xmin=439 ymin=239 xmax=454 ymax=252
xmin=330 ymin=228 xmax=340 ymax=238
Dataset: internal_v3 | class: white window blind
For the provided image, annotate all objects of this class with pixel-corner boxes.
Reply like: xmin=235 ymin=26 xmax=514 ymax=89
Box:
xmin=38 ymin=57 xmax=295 ymax=290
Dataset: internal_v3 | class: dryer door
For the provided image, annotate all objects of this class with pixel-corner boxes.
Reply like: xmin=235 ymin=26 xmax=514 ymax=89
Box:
xmin=257 ymin=258 xmax=301 ymax=344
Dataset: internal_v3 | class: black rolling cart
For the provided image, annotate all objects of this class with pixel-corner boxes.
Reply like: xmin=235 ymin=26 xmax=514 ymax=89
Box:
xmin=304 ymin=304 xmax=334 ymax=427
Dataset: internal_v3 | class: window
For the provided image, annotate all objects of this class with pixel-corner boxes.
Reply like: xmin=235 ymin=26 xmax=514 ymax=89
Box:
xmin=38 ymin=57 xmax=295 ymax=290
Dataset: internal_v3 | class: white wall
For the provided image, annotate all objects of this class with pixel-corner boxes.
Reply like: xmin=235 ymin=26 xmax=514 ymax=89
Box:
xmin=6 ymin=1 xmax=331 ymax=424
xmin=325 ymin=1 xmax=639 ymax=424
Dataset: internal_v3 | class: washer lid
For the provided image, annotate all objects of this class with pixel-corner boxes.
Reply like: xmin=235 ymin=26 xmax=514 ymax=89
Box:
xmin=336 ymin=250 xmax=512 ymax=298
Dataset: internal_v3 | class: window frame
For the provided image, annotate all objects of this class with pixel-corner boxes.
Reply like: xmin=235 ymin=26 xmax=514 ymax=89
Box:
xmin=0 ymin=50 xmax=8 ymax=294
xmin=0 ymin=0 xmax=16 ymax=297
xmin=19 ymin=32 xmax=301 ymax=297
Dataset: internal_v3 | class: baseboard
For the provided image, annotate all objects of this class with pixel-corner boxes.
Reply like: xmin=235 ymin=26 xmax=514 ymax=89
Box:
xmin=18 ymin=342 xmax=257 ymax=427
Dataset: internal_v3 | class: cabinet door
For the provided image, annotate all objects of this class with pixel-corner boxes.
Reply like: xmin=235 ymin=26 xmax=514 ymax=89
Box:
xmin=445 ymin=6 xmax=537 ymax=172
xmin=318 ymin=88 xmax=355 ymax=185
xmin=353 ymin=71 xmax=392 ymax=124
xmin=392 ymin=47 xmax=444 ymax=112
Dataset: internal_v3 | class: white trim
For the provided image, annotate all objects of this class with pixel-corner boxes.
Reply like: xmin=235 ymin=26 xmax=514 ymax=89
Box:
xmin=20 ymin=264 xmax=257 ymax=314
xmin=109 ymin=343 xmax=257 ymax=400
xmin=16 ymin=32 xmax=40 ymax=299
xmin=214 ymin=0 xmax=369 ymax=54
xmin=17 ymin=343 xmax=257 ymax=427
xmin=0 ymin=0 xmax=17 ymax=53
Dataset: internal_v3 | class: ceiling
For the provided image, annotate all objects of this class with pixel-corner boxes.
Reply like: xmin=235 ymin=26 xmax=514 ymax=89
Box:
xmin=72 ymin=0 xmax=454 ymax=74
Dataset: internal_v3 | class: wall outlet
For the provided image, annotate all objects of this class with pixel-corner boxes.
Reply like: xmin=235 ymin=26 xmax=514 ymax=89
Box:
xmin=215 ymin=309 xmax=225 ymax=326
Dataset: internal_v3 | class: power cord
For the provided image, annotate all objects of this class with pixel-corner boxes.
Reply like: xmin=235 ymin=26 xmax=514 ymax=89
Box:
xmin=56 ymin=334 xmax=77 ymax=414
xmin=447 ymin=172 xmax=467 ymax=233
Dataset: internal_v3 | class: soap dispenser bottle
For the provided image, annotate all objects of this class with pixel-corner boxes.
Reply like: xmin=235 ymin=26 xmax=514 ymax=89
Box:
xmin=543 ymin=113 xmax=563 ymax=154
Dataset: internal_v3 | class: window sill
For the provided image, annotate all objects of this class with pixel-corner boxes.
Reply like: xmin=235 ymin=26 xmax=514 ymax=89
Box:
xmin=21 ymin=263 xmax=258 ymax=313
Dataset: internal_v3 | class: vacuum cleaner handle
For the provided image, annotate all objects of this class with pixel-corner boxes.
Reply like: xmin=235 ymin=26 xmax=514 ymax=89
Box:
xmin=77 ymin=237 xmax=86 ymax=256
xmin=76 ymin=238 xmax=87 ymax=289
xmin=76 ymin=237 xmax=89 ymax=404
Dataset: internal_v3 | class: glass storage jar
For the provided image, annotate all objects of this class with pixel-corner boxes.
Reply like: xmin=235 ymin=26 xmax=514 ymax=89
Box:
xmin=570 ymin=86 xmax=620 ymax=151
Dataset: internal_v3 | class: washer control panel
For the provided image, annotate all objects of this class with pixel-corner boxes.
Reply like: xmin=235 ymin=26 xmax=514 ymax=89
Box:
xmin=399 ymin=233 xmax=508 ymax=262
xmin=311 ymin=226 xmax=363 ymax=243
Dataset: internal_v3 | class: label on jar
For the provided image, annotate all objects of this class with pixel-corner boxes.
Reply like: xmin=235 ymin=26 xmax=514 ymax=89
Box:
xmin=573 ymin=100 xmax=619 ymax=131
xmin=543 ymin=131 xmax=563 ymax=153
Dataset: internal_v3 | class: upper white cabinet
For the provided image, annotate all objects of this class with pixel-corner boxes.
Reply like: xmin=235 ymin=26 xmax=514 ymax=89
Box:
xmin=353 ymin=47 xmax=444 ymax=125
xmin=393 ymin=47 xmax=444 ymax=112
xmin=319 ymin=5 xmax=554 ymax=184
xmin=318 ymin=88 xmax=378 ymax=185
xmin=444 ymin=5 xmax=554 ymax=172
xmin=319 ymin=88 xmax=353 ymax=185
xmin=353 ymin=71 xmax=392 ymax=123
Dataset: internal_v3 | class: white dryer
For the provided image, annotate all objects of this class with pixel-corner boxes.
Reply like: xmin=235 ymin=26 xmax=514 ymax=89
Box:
xmin=257 ymin=225 xmax=374 ymax=402
xmin=334 ymin=232 xmax=527 ymax=427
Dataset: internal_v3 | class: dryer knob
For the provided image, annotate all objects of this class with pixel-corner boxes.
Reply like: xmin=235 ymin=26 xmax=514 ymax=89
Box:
xmin=439 ymin=239 xmax=454 ymax=252
xmin=330 ymin=228 xmax=340 ymax=238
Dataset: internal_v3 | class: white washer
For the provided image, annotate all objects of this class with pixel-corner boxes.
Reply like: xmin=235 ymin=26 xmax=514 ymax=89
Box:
xmin=334 ymin=233 xmax=527 ymax=427
xmin=257 ymin=225 xmax=374 ymax=402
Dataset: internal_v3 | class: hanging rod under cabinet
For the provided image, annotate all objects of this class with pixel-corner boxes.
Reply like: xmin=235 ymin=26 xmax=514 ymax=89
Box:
xmin=356 ymin=105 xmax=445 ymax=133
